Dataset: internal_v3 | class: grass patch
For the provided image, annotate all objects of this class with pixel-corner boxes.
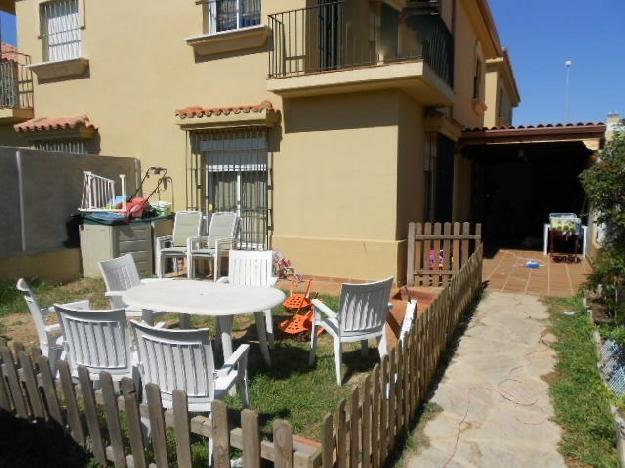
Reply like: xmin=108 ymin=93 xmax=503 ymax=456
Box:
xmin=547 ymin=296 xmax=618 ymax=467
xmin=0 ymin=277 xmax=108 ymax=318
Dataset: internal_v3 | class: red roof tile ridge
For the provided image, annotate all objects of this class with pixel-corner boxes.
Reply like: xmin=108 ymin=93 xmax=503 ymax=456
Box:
xmin=14 ymin=114 xmax=97 ymax=132
xmin=463 ymin=121 xmax=606 ymax=132
xmin=176 ymin=101 xmax=275 ymax=119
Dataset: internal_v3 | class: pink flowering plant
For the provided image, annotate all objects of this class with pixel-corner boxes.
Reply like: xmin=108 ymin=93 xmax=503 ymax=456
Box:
xmin=273 ymin=251 xmax=303 ymax=283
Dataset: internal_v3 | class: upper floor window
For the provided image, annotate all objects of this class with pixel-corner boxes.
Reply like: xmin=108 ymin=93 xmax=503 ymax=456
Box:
xmin=40 ymin=0 xmax=82 ymax=62
xmin=472 ymin=58 xmax=482 ymax=100
xmin=204 ymin=0 xmax=261 ymax=35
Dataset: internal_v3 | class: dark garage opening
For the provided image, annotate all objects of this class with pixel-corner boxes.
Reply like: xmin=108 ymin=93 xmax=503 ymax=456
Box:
xmin=467 ymin=141 xmax=593 ymax=249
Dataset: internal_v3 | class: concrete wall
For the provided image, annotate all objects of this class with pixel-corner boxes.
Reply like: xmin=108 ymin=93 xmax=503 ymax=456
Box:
xmin=0 ymin=147 xmax=140 ymax=258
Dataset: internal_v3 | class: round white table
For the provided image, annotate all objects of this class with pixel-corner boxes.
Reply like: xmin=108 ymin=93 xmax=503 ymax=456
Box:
xmin=122 ymin=280 xmax=285 ymax=365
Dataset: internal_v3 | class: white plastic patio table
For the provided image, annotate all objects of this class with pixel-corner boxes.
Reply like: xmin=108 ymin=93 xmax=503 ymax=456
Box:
xmin=122 ymin=280 xmax=285 ymax=365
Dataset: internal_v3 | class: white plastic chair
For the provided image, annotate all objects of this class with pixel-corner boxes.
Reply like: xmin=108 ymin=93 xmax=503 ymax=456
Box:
xmin=309 ymin=277 xmax=394 ymax=385
xmin=187 ymin=212 xmax=239 ymax=280
xmin=98 ymin=254 xmax=171 ymax=325
xmin=129 ymin=320 xmax=250 ymax=412
xmin=55 ymin=305 xmax=135 ymax=384
xmin=16 ymin=278 xmax=91 ymax=375
xmin=217 ymin=250 xmax=277 ymax=355
xmin=155 ymin=211 xmax=203 ymax=278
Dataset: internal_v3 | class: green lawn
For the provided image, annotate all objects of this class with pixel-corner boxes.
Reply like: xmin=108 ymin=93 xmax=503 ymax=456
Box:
xmin=547 ymin=296 xmax=619 ymax=467
xmin=0 ymin=278 xmax=375 ymax=440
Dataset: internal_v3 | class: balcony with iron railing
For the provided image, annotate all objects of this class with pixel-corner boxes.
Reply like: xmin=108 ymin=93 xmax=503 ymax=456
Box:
xmin=0 ymin=51 xmax=34 ymax=123
xmin=267 ymin=0 xmax=455 ymax=105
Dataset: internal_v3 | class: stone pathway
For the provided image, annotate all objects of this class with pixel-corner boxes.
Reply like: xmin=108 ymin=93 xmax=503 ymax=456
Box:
xmin=403 ymin=291 xmax=566 ymax=468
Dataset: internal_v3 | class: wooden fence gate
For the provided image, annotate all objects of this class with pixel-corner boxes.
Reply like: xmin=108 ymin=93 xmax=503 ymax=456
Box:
xmin=407 ymin=222 xmax=482 ymax=287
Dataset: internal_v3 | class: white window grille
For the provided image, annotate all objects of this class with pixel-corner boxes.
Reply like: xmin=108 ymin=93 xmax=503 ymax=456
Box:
xmin=205 ymin=0 xmax=261 ymax=35
xmin=40 ymin=0 xmax=82 ymax=62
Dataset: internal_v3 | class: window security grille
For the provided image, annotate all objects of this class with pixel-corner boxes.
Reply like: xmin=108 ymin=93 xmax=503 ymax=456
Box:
xmin=40 ymin=0 xmax=81 ymax=62
xmin=34 ymin=139 xmax=90 ymax=154
xmin=188 ymin=128 xmax=270 ymax=250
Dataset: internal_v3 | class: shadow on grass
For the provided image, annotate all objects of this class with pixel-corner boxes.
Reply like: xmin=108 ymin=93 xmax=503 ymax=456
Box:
xmin=0 ymin=410 xmax=88 ymax=468
xmin=389 ymin=282 xmax=488 ymax=467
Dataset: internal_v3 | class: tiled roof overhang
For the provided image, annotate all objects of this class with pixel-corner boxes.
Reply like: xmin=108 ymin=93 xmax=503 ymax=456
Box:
xmin=460 ymin=122 xmax=606 ymax=149
xmin=175 ymin=101 xmax=280 ymax=129
xmin=14 ymin=115 xmax=97 ymax=133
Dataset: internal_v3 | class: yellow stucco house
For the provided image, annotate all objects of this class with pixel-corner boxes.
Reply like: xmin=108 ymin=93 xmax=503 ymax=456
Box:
xmin=2 ymin=0 xmax=520 ymax=284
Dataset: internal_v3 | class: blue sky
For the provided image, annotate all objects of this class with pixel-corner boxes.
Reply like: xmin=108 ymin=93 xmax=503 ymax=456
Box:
xmin=490 ymin=0 xmax=625 ymax=125
xmin=0 ymin=12 xmax=16 ymax=46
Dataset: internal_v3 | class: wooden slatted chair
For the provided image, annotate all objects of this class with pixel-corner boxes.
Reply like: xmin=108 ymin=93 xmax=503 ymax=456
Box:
xmin=16 ymin=278 xmax=91 ymax=376
xmin=309 ymin=277 xmax=394 ymax=385
xmin=216 ymin=249 xmax=278 ymax=352
xmin=187 ymin=212 xmax=239 ymax=280
xmin=129 ymin=320 xmax=250 ymax=412
xmin=155 ymin=210 xmax=203 ymax=278
xmin=55 ymin=305 xmax=135 ymax=384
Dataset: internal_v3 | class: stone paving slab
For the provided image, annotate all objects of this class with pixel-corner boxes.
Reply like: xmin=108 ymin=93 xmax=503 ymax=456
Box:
xmin=404 ymin=292 xmax=566 ymax=468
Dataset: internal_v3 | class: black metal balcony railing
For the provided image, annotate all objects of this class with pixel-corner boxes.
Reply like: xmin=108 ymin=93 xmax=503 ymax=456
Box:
xmin=268 ymin=1 xmax=454 ymax=86
xmin=0 ymin=52 xmax=34 ymax=110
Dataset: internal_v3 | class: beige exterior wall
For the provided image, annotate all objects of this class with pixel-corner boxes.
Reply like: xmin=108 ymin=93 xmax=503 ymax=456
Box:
xmin=12 ymin=0 xmax=517 ymax=282
xmin=273 ymin=90 xmax=403 ymax=281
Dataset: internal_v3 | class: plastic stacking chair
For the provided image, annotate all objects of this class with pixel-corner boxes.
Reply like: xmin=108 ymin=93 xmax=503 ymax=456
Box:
xmin=309 ymin=277 xmax=394 ymax=385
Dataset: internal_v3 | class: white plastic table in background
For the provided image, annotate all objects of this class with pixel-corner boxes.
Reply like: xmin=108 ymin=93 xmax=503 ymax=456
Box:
xmin=122 ymin=280 xmax=285 ymax=365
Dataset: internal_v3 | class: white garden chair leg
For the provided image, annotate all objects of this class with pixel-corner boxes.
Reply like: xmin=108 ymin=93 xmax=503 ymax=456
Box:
xmin=309 ymin=324 xmax=318 ymax=366
xmin=264 ymin=310 xmax=275 ymax=349
xmin=377 ymin=329 xmax=389 ymax=359
xmin=333 ymin=338 xmax=342 ymax=386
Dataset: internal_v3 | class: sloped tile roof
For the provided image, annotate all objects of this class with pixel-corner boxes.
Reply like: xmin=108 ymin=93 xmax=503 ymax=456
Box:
xmin=14 ymin=115 xmax=98 ymax=133
xmin=463 ymin=122 xmax=605 ymax=132
xmin=175 ymin=101 xmax=274 ymax=119
xmin=0 ymin=43 xmax=19 ymax=62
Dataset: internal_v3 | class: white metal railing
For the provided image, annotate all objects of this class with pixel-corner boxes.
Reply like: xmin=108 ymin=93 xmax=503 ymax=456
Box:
xmin=40 ymin=0 xmax=82 ymax=62
xmin=79 ymin=171 xmax=127 ymax=213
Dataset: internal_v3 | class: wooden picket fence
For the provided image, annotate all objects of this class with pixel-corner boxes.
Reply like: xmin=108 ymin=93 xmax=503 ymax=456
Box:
xmin=0 ymin=345 xmax=320 ymax=467
xmin=407 ymin=222 xmax=482 ymax=287
xmin=318 ymin=242 xmax=484 ymax=468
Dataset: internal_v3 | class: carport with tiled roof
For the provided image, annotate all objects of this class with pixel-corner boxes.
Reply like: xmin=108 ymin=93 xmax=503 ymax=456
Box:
xmin=460 ymin=122 xmax=606 ymax=296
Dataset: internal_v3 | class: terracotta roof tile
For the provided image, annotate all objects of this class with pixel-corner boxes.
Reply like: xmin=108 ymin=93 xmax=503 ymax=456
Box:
xmin=14 ymin=115 xmax=98 ymax=133
xmin=0 ymin=43 xmax=19 ymax=62
xmin=463 ymin=122 xmax=605 ymax=132
xmin=175 ymin=101 xmax=274 ymax=119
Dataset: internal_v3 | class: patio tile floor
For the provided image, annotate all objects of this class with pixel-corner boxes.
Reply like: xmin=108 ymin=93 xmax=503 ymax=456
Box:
xmin=482 ymin=249 xmax=592 ymax=297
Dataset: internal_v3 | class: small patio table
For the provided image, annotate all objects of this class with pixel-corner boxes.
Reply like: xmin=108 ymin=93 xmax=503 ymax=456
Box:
xmin=122 ymin=280 xmax=285 ymax=365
